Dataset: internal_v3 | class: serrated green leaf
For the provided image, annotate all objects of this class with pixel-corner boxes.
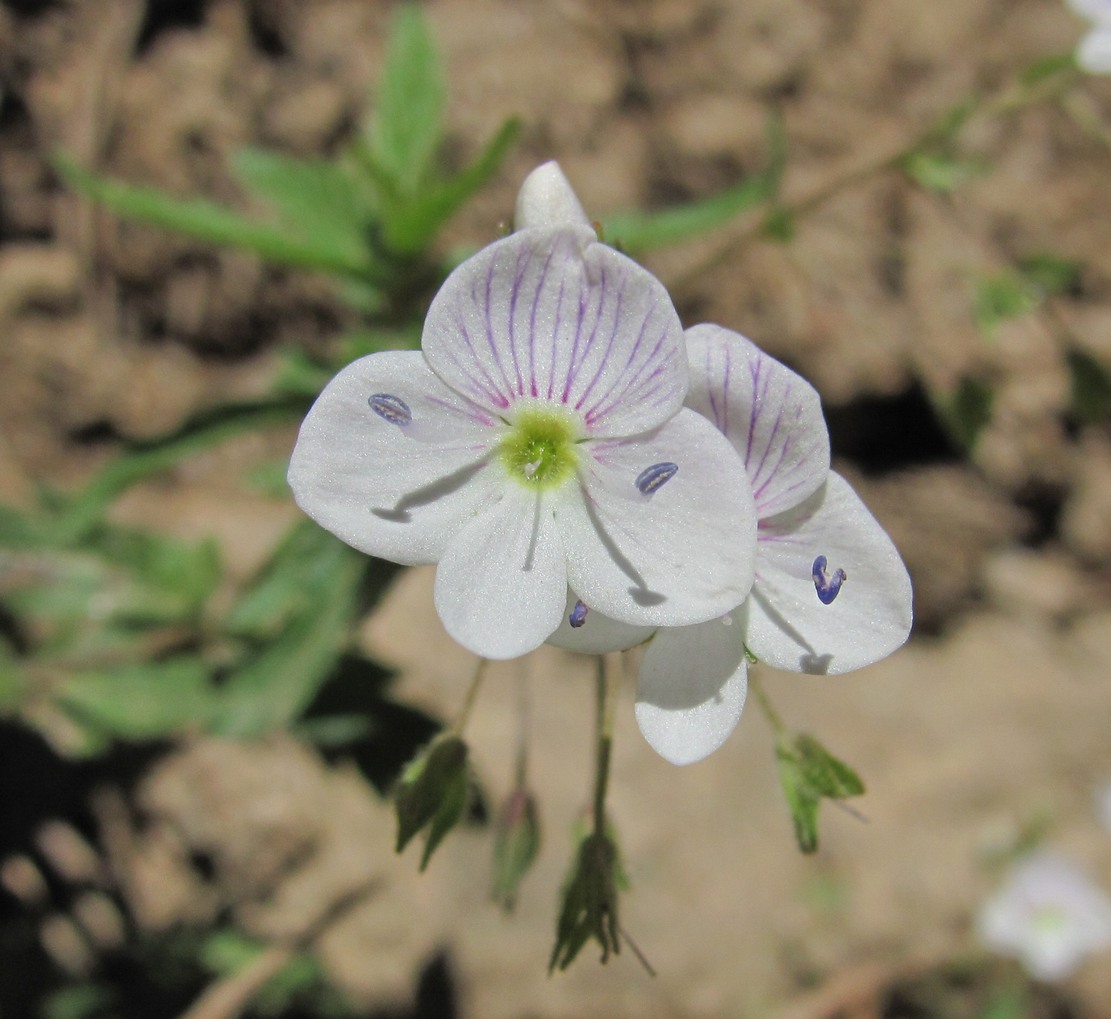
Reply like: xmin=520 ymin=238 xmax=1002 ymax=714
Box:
xmin=370 ymin=5 xmax=445 ymax=194
xmin=380 ymin=116 xmax=522 ymax=255
xmin=393 ymin=734 xmax=469 ymax=865
xmin=775 ymin=732 xmax=864 ymax=854
xmin=55 ymin=153 xmax=373 ymax=277
xmin=54 ymin=658 xmax=215 ymax=744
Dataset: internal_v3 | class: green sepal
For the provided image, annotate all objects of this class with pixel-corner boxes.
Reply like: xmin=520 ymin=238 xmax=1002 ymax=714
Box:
xmin=549 ymin=830 xmax=621 ymax=972
xmin=775 ymin=732 xmax=865 ymax=854
xmin=394 ymin=734 xmax=470 ymax=871
xmin=491 ymin=788 xmax=541 ymax=911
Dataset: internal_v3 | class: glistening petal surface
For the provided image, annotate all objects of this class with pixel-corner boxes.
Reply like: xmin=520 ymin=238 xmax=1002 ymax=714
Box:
xmin=634 ymin=617 xmax=748 ymax=765
xmin=434 ymin=485 xmax=568 ymax=659
xmin=287 ymin=351 xmax=498 ymax=564
xmin=422 ymin=228 xmax=687 ymax=437
xmin=742 ymin=472 xmax=912 ymax=675
xmin=685 ymin=324 xmax=829 ymax=518
xmin=558 ymin=408 xmax=757 ymax=628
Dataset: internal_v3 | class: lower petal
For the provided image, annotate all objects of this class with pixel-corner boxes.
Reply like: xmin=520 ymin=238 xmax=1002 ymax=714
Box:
xmin=634 ymin=615 xmax=748 ymax=765
xmin=434 ymin=485 xmax=568 ymax=659
xmin=743 ymin=472 xmax=912 ymax=675
xmin=546 ymin=590 xmax=655 ymax=654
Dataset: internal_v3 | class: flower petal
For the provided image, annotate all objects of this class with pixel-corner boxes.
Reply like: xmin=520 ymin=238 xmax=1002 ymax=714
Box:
xmin=557 ymin=408 xmax=757 ymax=627
xmin=1067 ymin=0 xmax=1111 ymax=25
xmin=546 ymin=590 xmax=654 ymax=654
xmin=1078 ymin=26 xmax=1111 ymax=73
xmin=685 ymin=323 xmax=830 ymax=519
xmin=742 ymin=472 xmax=912 ymax=675
xmin=288 ymin=351 xmax=499 ymax=564
xmin=514 ymin=161 xmax=592 ymax=231
xmin=434 ymin=485 xmax=568 ymax=659
xmin=422 ymin=229 xmax=687 ymax=436
xmin=634 ymin=616 xmax=748 ymax=765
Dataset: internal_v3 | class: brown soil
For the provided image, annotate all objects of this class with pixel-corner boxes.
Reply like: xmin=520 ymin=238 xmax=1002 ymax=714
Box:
xmin=3 ymin=0 xmax=1111 ymax=1016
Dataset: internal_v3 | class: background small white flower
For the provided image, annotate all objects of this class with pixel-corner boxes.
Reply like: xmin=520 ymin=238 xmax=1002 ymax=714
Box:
xmin=1066 ymin=0 xmax=1111 ymax=72
xmin=978 ymin=851 xmax=1111 ymax=980
xmin=289 ymin=165 xmax=757 ymax=661
xmin=551 ymin=325 xmax=912 ymax=765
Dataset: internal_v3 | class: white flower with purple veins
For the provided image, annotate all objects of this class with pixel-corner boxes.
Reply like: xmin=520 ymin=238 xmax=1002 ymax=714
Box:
xmin=1067 ymin=0 xmax=1111 ymax=72
xmin=551 ymin=325 xmax=912 ymax=765
xmin=978 ymin=852 xmax=1111 ymax=980
xmin=288 ymin=164 xmax=756 ymax=660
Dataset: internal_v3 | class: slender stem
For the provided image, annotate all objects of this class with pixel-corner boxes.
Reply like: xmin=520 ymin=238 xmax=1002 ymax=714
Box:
xmin=513 ymin=657 xmax=531 ymax=787
xmin=592 ymin=655 xmax=615 ymax=834
xmin=452 ymin=657 xmax=488 ymax=736
xmin=748 ymin=671 xmax=787 ymax=738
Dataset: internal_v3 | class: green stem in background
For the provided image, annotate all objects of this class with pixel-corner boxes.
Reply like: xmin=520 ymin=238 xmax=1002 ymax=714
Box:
xmin=749 ymin=671 xmax=787 ymax=740
xmin=592 ymin=655 xmax=617 ymax=834
xmin=452 ymin=657 xmax=488 ymax=737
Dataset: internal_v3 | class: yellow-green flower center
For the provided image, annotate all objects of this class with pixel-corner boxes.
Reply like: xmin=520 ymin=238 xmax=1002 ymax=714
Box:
xmin=499 ymin=406 xmax=581 ymax=488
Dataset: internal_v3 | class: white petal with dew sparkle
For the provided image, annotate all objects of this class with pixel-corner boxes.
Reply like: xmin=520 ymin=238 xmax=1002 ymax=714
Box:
xmin=1078 ymin=25 xmax=1111 ymax=72
xmin=559 ymin=408 xmax=757 ymax=628
xmin=288 ymin=351 xmax=498 ymax=565
xmin=742 ymin=472 xmax=912 ymax=675
xmin=422 ymin=228 xmax=687 ymax=437
xmin=514 ymin=161 xmax=591 ymax=231
xmin=634 ymin=615 xmax=748 ymax=765
xmin=685 ymin=323 xmax=829 ymax=519
xmin=434 ymin=485 xmax=568 ymax=659
xmin=546 ymin=589 xmax=654 ymax=654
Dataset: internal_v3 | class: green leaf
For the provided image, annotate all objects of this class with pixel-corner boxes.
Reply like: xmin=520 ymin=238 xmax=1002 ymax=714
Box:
xmin=775 ymin=732 xmax=864 ymax=854
xmin=1020 ymin=52 xmax=1075 ymax=87
xmin=380 ymin=116 xmax=522 ymax=255
xmin=974 ymin=270 xmax=1039 ymax=335
xmin=1066 ymin=347 xmax=1111 ymax=425
xmin=1017 ymin=253 xmax=1081 ymax=298
xmin=230 ymin=148 xmax=372 ymax=266
xmin=55 ymin=153 xmax=373 ymax=278
xmin=393 ymin=734 xmax=470 ymax=870
xmin=54 ymin=658 xmax=216 ymax=745
xmin=492 ymin=788 xmax=541 ymax=911
xmin=603 ymin=173 xmax=773 ymax=254
xmin=214 ymin=528 xmax=363 ymax=737
xmin=369 ymin=4 xmax=446 ymax=194
xmin=902 ymin=151 xmax=986 ymax=194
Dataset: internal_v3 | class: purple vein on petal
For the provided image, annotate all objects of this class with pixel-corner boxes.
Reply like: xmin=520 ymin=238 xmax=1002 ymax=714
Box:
xmin=744 ymin=354 xmax=765 ymax=468
xmin=481 ymin=257 xmax=515 ymax=403
xmin=550 ymin=275 xmax=584 ymax=401
xmin=425 ymin=394 xmax=498 ymax=427
xmin=721 ymin=343 xmax=732 ymax=437
xmin=506 ymin=242 xmax=532 ymax=398
xmin=583 ymin=303 xmax=668 ymax=425
xmin=541 ymin=273 xmax=568 ymax=399
xmin=704 ymin=341 xmax=723 ymax=433
xmin=565 ymin=263 xmax=618 ymax=406
xmin=449 ymin=314 xmax=509 ymax=409
xmin=526 ymin=239 xmax=560 ymax=399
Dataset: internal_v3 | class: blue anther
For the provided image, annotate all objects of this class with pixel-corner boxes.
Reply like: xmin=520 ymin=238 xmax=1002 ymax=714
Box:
xmin=812 ymin=555 xmax=847 ymax=605
xmin=368 ymin=393 xmax=412 ymax=426
xmin=635 ymin=461 xmax=678 ymax=496
xmin=569 ymin=600 xmax=589 ymax=628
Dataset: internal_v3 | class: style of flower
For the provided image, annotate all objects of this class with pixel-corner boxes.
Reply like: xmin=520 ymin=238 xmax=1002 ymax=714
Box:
xmin=1066 ymin=0 xmax=1111 ymax=73
xmin=551 ymin=325 xmax=912 ymax=765
xmin=978 ymin=851 xmax=1111 ymax=980
xmin=288 ymin=164 xmax=757 ymax=660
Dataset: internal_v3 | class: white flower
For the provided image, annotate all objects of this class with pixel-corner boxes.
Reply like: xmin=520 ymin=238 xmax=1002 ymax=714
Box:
xmin=978 ymin=851 xmax=1111 ymax=980
xmin=551 ymin=325 xmax=912 ymax=765
xmin=1066 ymin=0 xmax=1111 ymax=72
xmin=288 ymin=165 xmax=757 ymax=660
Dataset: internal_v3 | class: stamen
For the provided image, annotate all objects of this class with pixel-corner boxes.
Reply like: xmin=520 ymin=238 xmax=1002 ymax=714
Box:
xmin=635 ymin=461 xmax=678 ymax=496
xmin=569 ymin=600 xmax=589 ymax=628
xmin=368 ymin=393 xmax=412 ymax=426
xmin=812 ymin=555 xmax=847 ymax=605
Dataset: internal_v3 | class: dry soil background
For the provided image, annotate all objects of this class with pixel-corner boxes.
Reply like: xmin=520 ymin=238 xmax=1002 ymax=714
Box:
xmin=2 ymin=1 xmax=1111 ymax=1017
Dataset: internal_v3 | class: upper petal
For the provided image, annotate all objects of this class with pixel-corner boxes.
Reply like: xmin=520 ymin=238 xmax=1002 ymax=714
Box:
xmin=556 ymin=408 xmax=757 ymax=628
xmin=422 ymin=228 xmax=687 ymax=437
xmin=514 ymin=162 xmax=592 ymax=231
xmin=434 ymin=485 xmax=568 ymax=659
xmin=741 ymin=472 xmax=912 ymax=675
xmin=634 ymin=616 xmax=748 ymax=765
xmin=685 ymin=323 xmax=830 ymax=519
xmin=288 ymin=351 xmax=499 ymax=564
